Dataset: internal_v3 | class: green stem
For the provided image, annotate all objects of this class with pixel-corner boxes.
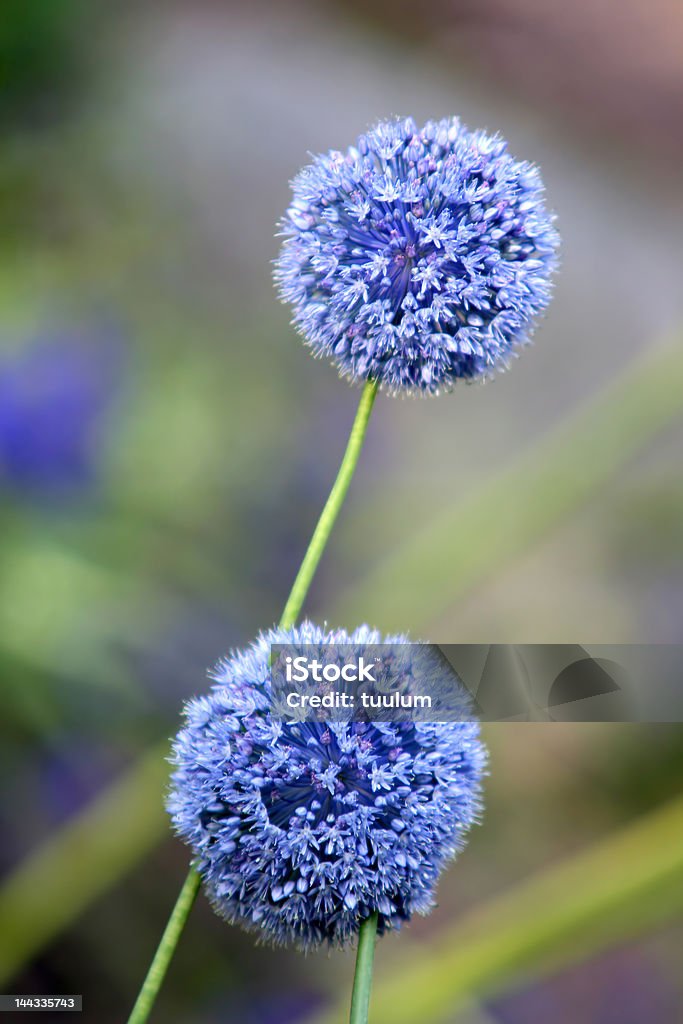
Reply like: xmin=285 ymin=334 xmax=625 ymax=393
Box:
xmin=126 ymin=867 xmax=200 ymax=1024
xmin=126 ymin=379 xmax=379 ymax=1024
xmin=279 ymin=378 xmax=378 ymax=629
xmin=349 ymin=913 xmax=379 ymax=1024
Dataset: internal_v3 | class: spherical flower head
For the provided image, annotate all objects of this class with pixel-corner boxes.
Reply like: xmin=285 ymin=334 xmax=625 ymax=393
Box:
xmin=168 ymin=622 xmax=486 ymax=950
xmin=275 ymin=116 xmax=559 ymax=394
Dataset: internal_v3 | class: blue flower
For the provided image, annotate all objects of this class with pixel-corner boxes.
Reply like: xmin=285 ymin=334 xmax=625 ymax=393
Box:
xmin=0 ymin=323 xmax=122 ymax=499
xmin=168 ymin=622 xmax=486 ymax=949
xmin=275 ymin=117 xmax=558 ymax=393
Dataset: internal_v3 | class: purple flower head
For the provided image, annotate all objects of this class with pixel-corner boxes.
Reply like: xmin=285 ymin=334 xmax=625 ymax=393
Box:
xmin=275 ymin=116 xmax=558 ymax=394
xmin=168 ymin=622 xmax=486 ymax=949
xmin=0 ymin=323 xmax=122 ymax=499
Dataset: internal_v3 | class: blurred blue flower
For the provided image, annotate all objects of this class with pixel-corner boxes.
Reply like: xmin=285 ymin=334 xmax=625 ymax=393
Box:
xmin=168 ymin=622 xmax=486 ymax=949
xmin=0 ymin=324 xmax=122 ymax=499
xmin=276 ymin=116 xmax=558 ymax=393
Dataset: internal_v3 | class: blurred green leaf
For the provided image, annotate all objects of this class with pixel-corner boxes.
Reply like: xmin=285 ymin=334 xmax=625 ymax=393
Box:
xmin=318 ymin=792 xmax=683 ymax=1024
xmin=0 ymin=528 xmax=179 ymax=699
xmin=0 ymin=742 xmax=170 ymax=985
xmin=331 ymin=335 xmax=683 ymax=630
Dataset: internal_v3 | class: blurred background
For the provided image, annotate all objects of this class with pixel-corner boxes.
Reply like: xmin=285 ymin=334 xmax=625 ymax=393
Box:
xmin=0 ymin=1 xmax=682 ymax=1021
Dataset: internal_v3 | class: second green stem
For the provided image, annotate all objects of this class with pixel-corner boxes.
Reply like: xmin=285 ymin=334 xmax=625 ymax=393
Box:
xmin=349 ymin=913 xmax=379 ymax=1024
xmin=279 ymin=378 xmax=378 ymax=629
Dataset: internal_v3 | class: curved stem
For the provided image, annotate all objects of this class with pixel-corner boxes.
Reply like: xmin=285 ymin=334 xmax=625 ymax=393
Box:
xmin=349 ymin=913 xmax=379 ymax=1024
xmin=126 ymin=379 xmax=379 ymax=1024
xmin=127 ymin=867 xmax=200 ymax=1024
xmin=279 ymin=378 xmax=378 ymax=629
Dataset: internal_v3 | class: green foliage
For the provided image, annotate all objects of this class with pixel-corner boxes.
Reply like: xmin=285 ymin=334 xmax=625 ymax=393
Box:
xmin=0 ymin=743 xmax=169 ymax=985
xmin=0 ymin=0 xmax=89 ymax=123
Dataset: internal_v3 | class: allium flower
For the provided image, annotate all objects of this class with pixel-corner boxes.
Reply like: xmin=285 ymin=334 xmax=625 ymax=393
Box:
xmin=275 ymin=117 xmax=558 ymax=393
xmin=168 ymin=622 xmax=486 ymax=949
xmin=0 ymin=324 xmax=122 ymax=498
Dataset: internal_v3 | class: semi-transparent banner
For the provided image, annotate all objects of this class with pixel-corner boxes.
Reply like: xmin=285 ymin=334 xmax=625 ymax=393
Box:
xmin=269 ymin=644 xmax=683 ymax=722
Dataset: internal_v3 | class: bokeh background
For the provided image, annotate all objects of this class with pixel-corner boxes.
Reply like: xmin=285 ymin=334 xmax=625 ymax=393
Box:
xmin=1 ymin=1 xmax=682 ymax=1021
